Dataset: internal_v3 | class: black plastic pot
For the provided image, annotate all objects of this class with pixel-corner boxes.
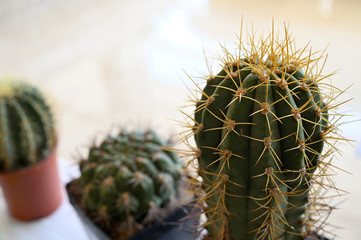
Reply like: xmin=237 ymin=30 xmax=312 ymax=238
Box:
xmin=66 ymin=181 xmax=198 ymax=240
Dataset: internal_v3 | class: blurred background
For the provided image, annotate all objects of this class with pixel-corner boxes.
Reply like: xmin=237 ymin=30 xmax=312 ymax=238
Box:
xmin=0 ymin=0 xmax=360 ymax=239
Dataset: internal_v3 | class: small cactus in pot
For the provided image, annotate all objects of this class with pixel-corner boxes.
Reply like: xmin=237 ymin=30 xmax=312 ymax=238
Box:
xmin=75 ymin=129 xmax=183 ymax=239
xmin=0 ymin=79 xmax=61 ymax=221
xmin=181 ymin=24 xmax=348 ymax=240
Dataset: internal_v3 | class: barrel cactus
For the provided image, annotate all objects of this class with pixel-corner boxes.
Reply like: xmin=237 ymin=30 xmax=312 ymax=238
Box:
xmin=183 ymin=26 xmax=346 ymax=240
xmin=0 ymin=80 xmax=56 ymax=172
xmin=78 ymin=129 xmax=182 ymax=238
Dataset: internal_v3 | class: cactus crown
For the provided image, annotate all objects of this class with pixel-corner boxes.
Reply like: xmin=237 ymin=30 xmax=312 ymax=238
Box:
xmin=78 ymin=129 xmax=182 ymax=238
xmin=0 ymin=80 xmax=56 ymax=172
xmin=182 ymin=24 xmax=348 ymax=240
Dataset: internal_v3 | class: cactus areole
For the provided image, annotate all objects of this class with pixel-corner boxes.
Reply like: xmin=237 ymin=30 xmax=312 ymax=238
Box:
xmin=186 ymin=25 xmax=344 ymax=240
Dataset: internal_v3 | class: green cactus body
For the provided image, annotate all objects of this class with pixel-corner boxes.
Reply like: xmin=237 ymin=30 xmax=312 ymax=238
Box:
xmin=0 ymin=81 xmax=56 ymax=172
xmin=78 ymin=130 xmax=182 ymax=235
xmin=188 ymin=28 xmax=339 ymax=240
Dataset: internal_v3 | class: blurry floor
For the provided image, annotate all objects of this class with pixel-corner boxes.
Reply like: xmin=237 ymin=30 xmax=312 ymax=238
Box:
xmin=0 ymin=0 xmax=361 ymax=239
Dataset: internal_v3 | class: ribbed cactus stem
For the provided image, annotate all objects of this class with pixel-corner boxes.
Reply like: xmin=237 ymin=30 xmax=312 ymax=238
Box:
xmin=0 ymin=81 xmax=56 ymax=172
xmin=184 ymin=25 xmax=344 ymax=240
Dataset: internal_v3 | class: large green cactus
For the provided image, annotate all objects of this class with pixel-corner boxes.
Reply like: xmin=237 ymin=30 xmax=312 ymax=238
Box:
xmin=185 ymin=26 xmax=344 ymax=240
xmin=0 ymin=80 xmax=56 ymax=172
xmin=78 ymin=129 xmax=182 ymax=238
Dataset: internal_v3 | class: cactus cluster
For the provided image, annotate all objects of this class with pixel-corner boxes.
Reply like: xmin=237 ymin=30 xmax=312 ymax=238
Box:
xmin=78 ymin=129 xmax=182 ymax=237
xmin=0 ymin=80 xmax=56 ymax=172
xmin=183 ymin=26 xmax=345 ymax=240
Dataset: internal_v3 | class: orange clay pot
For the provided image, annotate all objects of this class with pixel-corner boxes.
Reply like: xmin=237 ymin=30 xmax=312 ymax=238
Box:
xmin=0 ymin=148 xmax=63 ymax=221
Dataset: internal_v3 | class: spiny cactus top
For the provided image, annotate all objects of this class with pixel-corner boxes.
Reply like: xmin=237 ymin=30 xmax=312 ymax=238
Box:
xmin=183 ymin=25 xmax=347 ymax=240
xmin=0 ymin=80 xmax=56 ymax=172
xmin=78 ymin=129 xmax=182 ymax=236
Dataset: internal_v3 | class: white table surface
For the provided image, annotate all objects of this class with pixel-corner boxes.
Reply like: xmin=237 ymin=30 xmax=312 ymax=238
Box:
xmin=0 ymin=158 xmax=91 ymax=240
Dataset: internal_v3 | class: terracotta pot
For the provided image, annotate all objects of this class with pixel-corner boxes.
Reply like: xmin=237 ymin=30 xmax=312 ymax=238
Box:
xmin=0 ymin=149 xmax=63 ymax=221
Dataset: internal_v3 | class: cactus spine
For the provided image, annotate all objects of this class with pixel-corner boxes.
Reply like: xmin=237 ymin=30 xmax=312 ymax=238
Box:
xmin=183 ymin=25 xmax=346 ymax=240
xmin=78 ymin=129 xmax=182 ymax=238
xmin=0 ymin=80 xmax=56 ymax=172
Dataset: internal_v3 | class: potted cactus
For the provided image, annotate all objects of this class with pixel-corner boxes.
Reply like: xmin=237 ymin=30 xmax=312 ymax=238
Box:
xmin=181 ymin=24 xmax=347 ymax=239
xmin=0 ymin=80 xmax=62 ymax=221
xmin=67 ymin=129 xmax=195 ymax=240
